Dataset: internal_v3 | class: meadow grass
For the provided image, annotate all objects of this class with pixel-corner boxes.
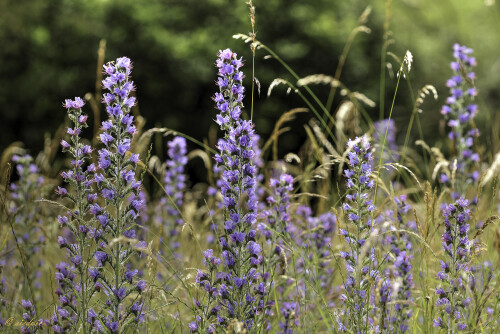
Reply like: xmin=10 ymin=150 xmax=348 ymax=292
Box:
xmin=0 ymin=2 xmax=499 ymax=334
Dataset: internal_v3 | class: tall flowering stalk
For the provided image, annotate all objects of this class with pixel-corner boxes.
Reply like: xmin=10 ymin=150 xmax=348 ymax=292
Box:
xmin=278 ymin=302 xmax=299 ymax=334
xmin=20 ymin=299 xmax=44 ymax=333
xmin=190 ymin=49 xmax=264 ymax=332
xmin=433 ymin=198 xmax=473 ymax=331
xmin=252 ymin=134 xmax=266 ymax=209
xmin=439 ymin=44 xmax=479 ymax=195
xmin=261 ymin=174 xmax=294 ymax=255
xmin=382 ymin=195 xmax=414 ymax=333
xmin=156 ymin=136 xmax=188 ymax=254
xmin=213 ymin=49 xmax=262 ymax=329
xmin=469 ymin=261 xmax=496 ymax=330
xmin=339 ymin=135 xmax=378 ymax=332
xmin=90 ymin=57 xmax=146 ymax=332
xmin=289 ymin=205 xmax=336 ymax=330
xmin=9 ymin=154 xmax=45 ymax=296
xmin=52 ymin=97 xmax=97 ymax=333
xmin=261 ymin=174 xmax=297 ymax=331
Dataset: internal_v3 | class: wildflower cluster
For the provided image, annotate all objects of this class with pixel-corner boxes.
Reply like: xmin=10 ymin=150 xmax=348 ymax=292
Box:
xmin=469 ymin=261 xmax=497 ymax=328
xmin=20 ymin=299 xmax=43 ymax=334
xmin=434 ymin=197 xmax=472 ymax=331
xmin=295 ymin=206 xmax=336 ymax=292
xmin=339 ymin=135 xmax=378 ymax=332
xmin=440 ymin=44 xmax=479 ymax=194
xmin=5 ymin=35 xmax=500 ymax=334
xmin=9 ymin=154 xmax=45 ymax=293
xmin=382 ymin=195 xmax=414 ymax=332
xmin=190 ymin=49 xmax=265 ymax=332
xmin=278 ymin=302 xmax=299 ymax=334
xmin=262 ymin=174 xmax=296 ymax=331
xmin=289 ymin=205 xmax=337 ymax=331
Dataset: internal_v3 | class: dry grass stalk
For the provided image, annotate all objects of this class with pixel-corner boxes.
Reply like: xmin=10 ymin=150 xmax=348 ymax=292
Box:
xmin=335 ymin=100 xmax=358 ymax=152
xmin=325 ymin=6 xmax=372 ymax=111
xmin=309 ymin=119 xmax=341 ymax=158
xmin=473 ymin=215 xmax=500 ymax=239
xmin=481 ymin=152 xmax=500 ymax=186
xmin=262 ymin=108 xmax=308 ymax=161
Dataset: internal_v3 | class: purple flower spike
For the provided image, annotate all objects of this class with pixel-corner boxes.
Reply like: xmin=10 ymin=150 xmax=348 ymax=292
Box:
xmin=434 ymin=197 xmax=473 ymax=331
xmin=190 ymin=49 xmax=265 ymax=332
xmin=86 ymin=56 xmax=147 ymax=330
xmin=440 ymin=44 xmax=480 ymax=192
xmin=154 ymin=136 xmax=188 ymax=254
xmin=381 ymin=195 xmax=415 ymax=332
xmin=339 ymin=135 xmax=378 ymax=332
xmin=9 ymin=154 xmax=46 ymax=296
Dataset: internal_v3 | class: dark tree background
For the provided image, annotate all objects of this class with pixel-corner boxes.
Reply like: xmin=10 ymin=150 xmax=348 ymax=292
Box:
xmin=1 ymin=0 xmax=499 ymax=160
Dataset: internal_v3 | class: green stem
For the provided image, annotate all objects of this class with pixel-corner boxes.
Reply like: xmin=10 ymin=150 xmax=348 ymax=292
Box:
xmin=254 ymin=41 xmax=338 ymax=142
xmin=373 ymin=60 xmax=403 ymax=204
xmin=250 ymin=49 xmax=255 ymax=122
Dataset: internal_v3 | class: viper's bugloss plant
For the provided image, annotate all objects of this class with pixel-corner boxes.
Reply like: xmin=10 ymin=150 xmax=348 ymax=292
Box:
xmin=20 ymin=299 xmax=44 ymax=333
xmin=382 ymin=195 xmax=414 ymax=333
xmin=284 ymin=205 xmax=337 ymax=329
xmin=52 ymin=97 xmax=98 ymax=333
xmin=339 ymin=135 xmax=378 ymax=332
xmin=190 ymin=49 xmax=266 ymax=333
xmin=373 ymin=119 xmax=399 ymax=166
xmin=278 ymin=301 xmax=299 ymax=334
xmin=378 ymin=278 xmax=391 ymax=333
xmin=252 ymin=134 xmax=266 ymax=209
xmin=433 ymin=197 xmax=473 ymax=331
xmin=128 ymin=189 xmax=148 ymax=238
xmin=439 ymin=44 xmax=479 ymax=196
xmin=261 ymin=174 xmax=295 ymax=331
xmin=156 ymin=136 xmax=187 ymax=254
xmin=90 ymin=57 xmax=146 ymax=332
xmin=295 ymin=205 xmax=336 ymax=293
xmin=261 ymin=174 xmax=294 ymax=252
xmin=8 ymin=154 xmax=45 ymax=295
xmin=468 ymin=261 xmax=498 ymax=331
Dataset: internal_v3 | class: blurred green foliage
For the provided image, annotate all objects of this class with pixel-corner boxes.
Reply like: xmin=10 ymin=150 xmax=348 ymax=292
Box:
xmin=1 ymin=0 xmax=499 ymax=159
